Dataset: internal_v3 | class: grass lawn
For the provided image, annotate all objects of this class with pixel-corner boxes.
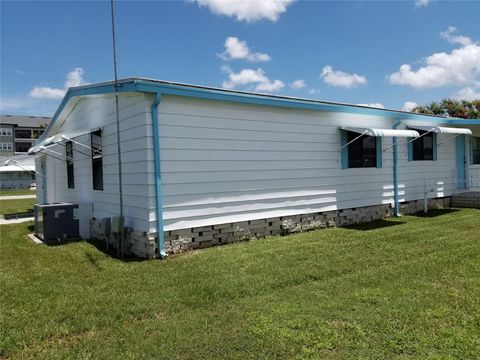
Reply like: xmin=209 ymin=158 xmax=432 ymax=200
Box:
xmin=1 ymin=209 xmax=479 ymax=359
xmin=0 ymin=198 xmax=35 ymax=215
xmin=0 ymin=188 xmax=35 ymax=196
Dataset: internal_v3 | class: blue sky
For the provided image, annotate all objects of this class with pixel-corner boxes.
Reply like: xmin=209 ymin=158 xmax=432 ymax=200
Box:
xmin=1 ymin=0 xmax=479 ymax=116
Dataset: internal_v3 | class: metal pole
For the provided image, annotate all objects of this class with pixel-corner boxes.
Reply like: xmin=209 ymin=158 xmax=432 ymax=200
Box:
xmin=111 ymin=0 xmax=125 ymax=259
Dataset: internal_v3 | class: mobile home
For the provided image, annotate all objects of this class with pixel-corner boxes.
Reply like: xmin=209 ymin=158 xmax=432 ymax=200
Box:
xmin=30 ymin=78 xmax=480 ymax=258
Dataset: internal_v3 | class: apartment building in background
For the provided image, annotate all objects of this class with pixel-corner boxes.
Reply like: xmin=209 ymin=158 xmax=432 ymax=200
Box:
xmin=0 ymin=114 xmax=51 ymax=157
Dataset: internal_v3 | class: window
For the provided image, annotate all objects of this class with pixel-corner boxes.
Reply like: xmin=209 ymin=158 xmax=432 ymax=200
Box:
xmin=1 ymin=128 xmax=13 ymax=136
xmin=15 ymin=142 xmax=32 ymax=153
xmin=15 ymin=129 xmax=32 ymax=139
xmin=346 ymin=131 xmax=378 ymax=168
xmin=410 ymin=130 xmax=436 ymax=161
xmin=91 ymin=129 xmax=103 ymax=190
xmin=0 ymin=143 xmax=13 ymax=151
xmin=472 ymin=137 xmax=480 ymax=165
xmin=32 ymin=129 xmax=44 ymax=139
xmin=66 ymin=141 xmax=75 ymax=189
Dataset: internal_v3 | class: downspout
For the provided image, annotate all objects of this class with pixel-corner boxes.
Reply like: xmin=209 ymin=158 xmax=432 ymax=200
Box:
xmin=393 ymin=118 xmax=401 ymax=217
xmin=151 ymin=92 xmax=167 ymax=258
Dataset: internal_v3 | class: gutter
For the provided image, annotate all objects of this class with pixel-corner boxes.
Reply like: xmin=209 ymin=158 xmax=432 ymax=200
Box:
xmin=393 ymin=119 xmax=401 ymax=217
xmin=150 ymin=91 xmax=167 ymax=258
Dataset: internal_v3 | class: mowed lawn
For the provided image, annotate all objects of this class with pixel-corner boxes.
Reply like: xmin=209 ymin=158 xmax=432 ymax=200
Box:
xmin=1 ymin=209 xmax=479 ymax=359
xmin=0 ymin=198 xmax=35 ymax=215
xmin=0 ymin=189 xmax=35 ymax=196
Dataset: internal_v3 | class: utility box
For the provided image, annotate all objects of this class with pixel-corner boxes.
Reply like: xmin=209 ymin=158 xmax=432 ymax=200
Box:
xmin=34 ymin=203 xmax=79 ymax=243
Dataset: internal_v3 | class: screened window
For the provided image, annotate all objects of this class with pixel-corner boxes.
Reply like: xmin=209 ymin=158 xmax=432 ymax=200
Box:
xmin=15 ymin=142 xmax=32 ymax=153
xmin=91 ymin=129 xmax=103 ymax=191
xmin=66 ymin=141 xmax=75 ymax=189
xmin=411 ymin=130 xmax=434 ymax=161
xmin=15 ymin=129 xmax=32 ymax=139
xmin=472 ymin=137 xmax=480 ymax=165
xmin=347 ymin=131 xmax=377 ymax=168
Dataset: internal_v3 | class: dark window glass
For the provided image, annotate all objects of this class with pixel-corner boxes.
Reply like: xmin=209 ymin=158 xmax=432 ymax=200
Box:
xmin=91 ymin=129 xmax=103 ymax=191
xmin=15 ymin=142 xmax=32 ymax=153
xmin=473 ymin=137 xmax=480 ymax=165
xmin=412 ymin=130 xmax=434 ymax=160
xmin=15 ymin=129 xmax=32 ymax=139
xmin=66 ymin=141 xmax=75 ymax=189
xmin=347 ymin=131 xmax=377 ymax=168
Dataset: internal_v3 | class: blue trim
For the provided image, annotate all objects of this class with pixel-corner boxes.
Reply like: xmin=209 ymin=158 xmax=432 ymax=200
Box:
xmin=469 ymin=136 xmax=474 ymax=165
xmin=456 ymin=135 xmax=467 ymax=190
xmin=340 ymin=130 xmax=349 ymax=169
xmin=151 ymin=92 xmax=167 ymax=259
xmin=36 ymin=79 xmax=480 ymax=148
xmin=393 ymin=119 xmax=401 ymax=217
xmin=432 ymin=133 xmax=437 ymax=161
xmin=407 ymin=138 xmax=413 ymax=161
xmin=376 ymin=137 xmax=382 ymax=168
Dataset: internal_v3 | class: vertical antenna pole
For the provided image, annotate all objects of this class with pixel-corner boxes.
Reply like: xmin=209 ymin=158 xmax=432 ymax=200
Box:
xmin=110 ymin=0 xmax=125 ymax=259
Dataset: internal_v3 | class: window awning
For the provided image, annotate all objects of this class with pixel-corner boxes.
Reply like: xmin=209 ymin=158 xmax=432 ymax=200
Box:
xmin=409 ymin=126 xmax=472 ymax=135
xmin=28 ymin=128 xmax=97 ymax=154
xmin=340 ymin=126 xmax=420 ymax=138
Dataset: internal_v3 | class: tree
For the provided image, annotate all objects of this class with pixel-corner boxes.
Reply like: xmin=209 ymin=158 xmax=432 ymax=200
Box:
xmin=413 ymin=99 xmax=480 ymax=119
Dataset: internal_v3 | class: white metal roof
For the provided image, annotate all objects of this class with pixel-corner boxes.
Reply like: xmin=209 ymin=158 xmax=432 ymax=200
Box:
xmin=340 ymin=127 xmax=420 ymax=138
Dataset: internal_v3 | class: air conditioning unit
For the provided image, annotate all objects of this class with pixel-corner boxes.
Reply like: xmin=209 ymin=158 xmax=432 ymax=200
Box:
xmin=34 ymin=203 xmax=79 ymax=243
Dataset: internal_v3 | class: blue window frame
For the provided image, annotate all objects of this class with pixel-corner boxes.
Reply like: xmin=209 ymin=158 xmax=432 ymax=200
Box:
xmin=341 ymin=130 xmax=382 ymax=169
xmin=408 ymin=130 xmax=437 ymax=161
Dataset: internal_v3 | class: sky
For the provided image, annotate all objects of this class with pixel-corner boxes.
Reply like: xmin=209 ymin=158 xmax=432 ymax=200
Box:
xmin=1 ymin=0 xmax=480 ymax=116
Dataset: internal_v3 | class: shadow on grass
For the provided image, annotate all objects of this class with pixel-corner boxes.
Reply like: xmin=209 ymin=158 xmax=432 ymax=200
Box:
xmin=85 ymin=238 xmax=145 ymax=262
xmin=45 ymin=237 xmax=84 ymax=246
xmin=410 ymin=208 xmax=460 ymax=218
xmin=345 ymin=219 xmax=405 ymax=231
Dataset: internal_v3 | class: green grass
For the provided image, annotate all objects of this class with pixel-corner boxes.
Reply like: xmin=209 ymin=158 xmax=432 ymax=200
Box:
xmin=1 ymin=209 xmax=479 ymax=359
xmin=0 ymin=188 xmax=35 ymax=196
xmin=0 ymin=198 xmax=35 ymax=215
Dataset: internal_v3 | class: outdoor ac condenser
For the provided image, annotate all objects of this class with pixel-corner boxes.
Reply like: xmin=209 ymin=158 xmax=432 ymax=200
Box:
xmin=34 ymin=203 xmax=79 ymax=243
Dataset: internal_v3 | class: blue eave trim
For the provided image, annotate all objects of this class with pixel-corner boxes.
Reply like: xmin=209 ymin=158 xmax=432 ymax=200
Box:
xmin=36 ymin=79 xmax=480 ymax=146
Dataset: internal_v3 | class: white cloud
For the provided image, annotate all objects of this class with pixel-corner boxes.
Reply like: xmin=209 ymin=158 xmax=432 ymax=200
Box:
xmin=453 ymin=87 xmax=480 ymax=101
xmin=219 ymin=37 xmax=271 ymax=62
xmin=356 ymin=103 xmax=384 ymax=108
xmin=222 ymin=67 xmax=284 ymax=92
xmin=192 ymin=0 xmax=293 ymax=22
xmin=388 ymin=28 xmax=480 ymax=89
xmin=402 ymin=101 xmax=418 ymax=112
xmin=320 ymin=65 xmax=367 ymax=88
xmin=65 ymin=67 xmax=86 ymax=88
xmin=29 ymin=87 xmax=66 ymax=100
xmin=308 ymin=88 xmax=319 ymax=95
xmin=290 ymin=79 xmax=306 ymax=89
xmin=29 ymin=67 xmax=87 ymax=100
xmin=440 ymin=26 xmax=472 ymax=46
xmin=415 ymin=0 xmax=431 ymax=7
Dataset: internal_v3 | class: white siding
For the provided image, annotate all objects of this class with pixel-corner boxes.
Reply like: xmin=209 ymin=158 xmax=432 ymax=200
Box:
xmin=156 ymin=96 xmax=399 ymax=231
xmin=43 ymin=91 xmax=476 ymax=235
xmin=41 ymin=93 xmax=153 ymax=234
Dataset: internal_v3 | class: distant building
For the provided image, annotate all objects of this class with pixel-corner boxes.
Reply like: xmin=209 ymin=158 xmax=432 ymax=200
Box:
xmin=0 ymin=115 xmax=50 ymax=188
xmin=0 ymin=114 xmax=51 ymax=157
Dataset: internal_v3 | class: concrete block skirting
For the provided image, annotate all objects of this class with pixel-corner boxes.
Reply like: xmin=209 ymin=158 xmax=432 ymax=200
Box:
xmin=451 ymin=192 xmax=480 ymax=209
xmin=90 ymin=197 xmax=450 ymax=259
